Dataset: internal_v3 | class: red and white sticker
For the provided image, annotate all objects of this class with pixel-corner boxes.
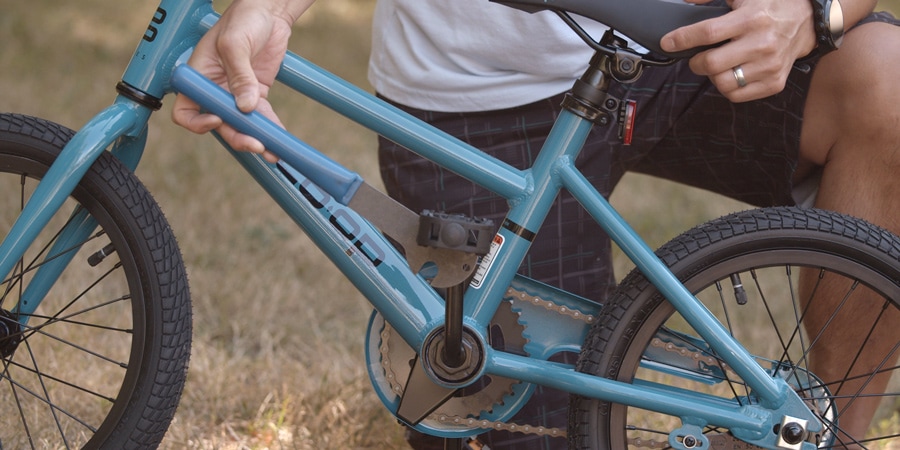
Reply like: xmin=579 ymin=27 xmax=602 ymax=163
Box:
xmin=622 ymin=99 xmax=637 ymax=145
xmin=470 ymin=234 xmax=504 ymax=289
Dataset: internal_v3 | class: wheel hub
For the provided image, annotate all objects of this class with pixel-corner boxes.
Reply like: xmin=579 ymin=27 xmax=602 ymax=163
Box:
xmin=0 ymin=309 xmax=22 ymax=358
xmin=773 ymin=363 xmax=836 ymax=448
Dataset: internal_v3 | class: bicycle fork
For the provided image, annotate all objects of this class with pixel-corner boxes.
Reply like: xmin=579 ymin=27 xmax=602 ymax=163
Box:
xmin=0 ymin=102 xmax=151 ymax=327
xmin=0 ymin=0 xmax=207 ymax=329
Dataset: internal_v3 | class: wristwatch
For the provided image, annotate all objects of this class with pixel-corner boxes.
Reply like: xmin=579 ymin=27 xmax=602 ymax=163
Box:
xmin=808 ymin=0 xmax=844 ymax=56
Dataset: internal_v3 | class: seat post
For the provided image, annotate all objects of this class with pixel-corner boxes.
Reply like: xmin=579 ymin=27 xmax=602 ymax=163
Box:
xmin=562 ymin=30 xmax=643 ymax=143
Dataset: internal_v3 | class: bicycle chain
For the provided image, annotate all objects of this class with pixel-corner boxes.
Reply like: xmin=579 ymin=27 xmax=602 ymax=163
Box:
xmin=379 ymin=286 xmax=748 ymax=447
xmin=650 ymin=336 xmax=732 ymax=373
xmin=504 ymin=286 xmax=597 ymax=325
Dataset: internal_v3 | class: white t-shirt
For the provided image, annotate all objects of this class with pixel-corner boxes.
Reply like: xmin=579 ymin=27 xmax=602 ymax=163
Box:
xmin=367 ymin=0 xmax=612 ymax=112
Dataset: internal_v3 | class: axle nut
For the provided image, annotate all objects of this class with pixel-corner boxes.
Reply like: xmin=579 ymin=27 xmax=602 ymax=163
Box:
xmin=781 ymin=422 xmax=805 ymax=445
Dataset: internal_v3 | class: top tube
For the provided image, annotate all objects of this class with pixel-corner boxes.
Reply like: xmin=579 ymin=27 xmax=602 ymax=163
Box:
xmin=275 ymin=56 xmax=532 ymax=201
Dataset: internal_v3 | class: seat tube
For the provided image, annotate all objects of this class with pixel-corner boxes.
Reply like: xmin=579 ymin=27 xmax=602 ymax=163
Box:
xmin=466 ymin=49 xmax=620 ymax=326
xmin=466 ymin=110 xmax=596 ymax=325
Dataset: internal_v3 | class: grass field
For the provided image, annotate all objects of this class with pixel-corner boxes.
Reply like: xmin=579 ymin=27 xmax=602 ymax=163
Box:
xmin=2 ymin=0 xmax=898 ymax=448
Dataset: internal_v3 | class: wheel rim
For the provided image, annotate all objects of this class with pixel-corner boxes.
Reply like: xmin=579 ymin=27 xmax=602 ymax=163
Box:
xmin=0 ymin=157 xmax=146 ymax=448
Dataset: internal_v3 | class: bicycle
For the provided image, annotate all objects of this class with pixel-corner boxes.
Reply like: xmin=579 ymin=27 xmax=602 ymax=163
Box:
xmin=1 ymin=0 xmax=899 ymax=448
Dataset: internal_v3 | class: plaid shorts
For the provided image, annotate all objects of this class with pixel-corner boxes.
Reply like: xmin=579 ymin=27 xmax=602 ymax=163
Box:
xmin=378 ymin=10 xmax=900 ymax=450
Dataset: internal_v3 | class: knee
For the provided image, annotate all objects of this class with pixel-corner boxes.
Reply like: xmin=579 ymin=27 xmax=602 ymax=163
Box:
xmin=802 ymin=22 xmax=900 ymax=172
xmin=817 ymin=22 xmax=900 ymax=128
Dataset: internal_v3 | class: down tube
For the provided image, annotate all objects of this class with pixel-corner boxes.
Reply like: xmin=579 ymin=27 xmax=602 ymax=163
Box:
xmin=225 ymin=146 xmax=445 ymax=349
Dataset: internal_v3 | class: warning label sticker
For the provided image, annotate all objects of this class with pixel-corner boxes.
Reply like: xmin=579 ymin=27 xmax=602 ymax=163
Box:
xmin=470 ymin=234 xmax=504 ymax=289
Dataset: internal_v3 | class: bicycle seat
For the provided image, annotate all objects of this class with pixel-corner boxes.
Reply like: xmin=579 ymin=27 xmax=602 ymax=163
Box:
xmin=491 ymin=0 xmax=730 ymax=57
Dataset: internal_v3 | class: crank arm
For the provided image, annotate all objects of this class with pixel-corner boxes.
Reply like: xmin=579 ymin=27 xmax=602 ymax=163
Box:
xmin=395 ymin=355 xmax=459 ymax=425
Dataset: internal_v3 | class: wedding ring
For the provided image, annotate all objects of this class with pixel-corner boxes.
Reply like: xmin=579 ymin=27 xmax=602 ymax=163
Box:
xmin=732 ymin=66 xmax=748 ymax=88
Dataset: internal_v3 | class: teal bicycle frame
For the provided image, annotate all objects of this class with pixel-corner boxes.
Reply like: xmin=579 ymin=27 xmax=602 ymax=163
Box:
xmin=0 ymin=0 xmax=824 ymax=447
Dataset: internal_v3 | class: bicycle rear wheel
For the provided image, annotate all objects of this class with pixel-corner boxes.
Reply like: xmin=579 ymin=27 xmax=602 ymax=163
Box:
xmin=0 ymin=113 xmax=191 ymax=448
xmin=569 ymin=207 xmax=900 ymax=449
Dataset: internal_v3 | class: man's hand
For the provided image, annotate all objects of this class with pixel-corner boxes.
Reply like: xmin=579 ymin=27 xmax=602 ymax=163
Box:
xmin=660 ymin=0 xmax=817 ymax=102
xmin=171 ymin=0 xmax=313 ymax=162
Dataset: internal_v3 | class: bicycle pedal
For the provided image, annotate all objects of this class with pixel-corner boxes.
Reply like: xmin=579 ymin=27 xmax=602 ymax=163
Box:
xmin=417 ymin=210 xmax=494 ymax=255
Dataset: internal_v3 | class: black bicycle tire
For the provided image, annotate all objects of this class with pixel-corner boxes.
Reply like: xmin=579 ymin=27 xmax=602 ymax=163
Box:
xmin=0 ymin=113 xmax=191 ymax=448
xmin=568 ymin=206 xmax=900 ymax=449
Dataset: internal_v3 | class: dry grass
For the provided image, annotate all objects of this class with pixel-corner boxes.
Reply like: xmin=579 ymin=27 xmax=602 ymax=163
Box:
xmin=2 ymin=0 xmax=899 ymax=449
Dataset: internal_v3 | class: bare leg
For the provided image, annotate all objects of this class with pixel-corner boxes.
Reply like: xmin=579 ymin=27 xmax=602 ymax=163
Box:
xmin=800 ymin=274 xmax=900 ymax=446
xmin=798 ymin=21 xmax=900 ymax=445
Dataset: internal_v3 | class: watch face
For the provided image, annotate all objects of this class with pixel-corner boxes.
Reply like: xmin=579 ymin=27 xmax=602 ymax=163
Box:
xmin=827 ymin=0 xmax=845 ymax=47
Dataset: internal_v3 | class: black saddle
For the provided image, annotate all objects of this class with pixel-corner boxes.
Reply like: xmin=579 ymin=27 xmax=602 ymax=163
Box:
xmin=491 ymin=0 xmax=729 ymax=57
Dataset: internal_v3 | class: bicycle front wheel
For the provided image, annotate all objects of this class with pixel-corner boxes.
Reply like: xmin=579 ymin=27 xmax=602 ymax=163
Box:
xmin=0 ymin=113 xmax=191 ymax=448
xmin=569 ymin=207 xmax=900 ymax=449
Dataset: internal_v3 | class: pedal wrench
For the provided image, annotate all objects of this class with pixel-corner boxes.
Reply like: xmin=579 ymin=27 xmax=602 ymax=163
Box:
xmin=348 ymin=183 xmax=478 ymax=288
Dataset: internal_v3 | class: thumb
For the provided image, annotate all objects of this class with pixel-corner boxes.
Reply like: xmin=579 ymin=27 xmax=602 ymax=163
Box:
xmin=218 ymin=37 xmax=261 ymax=113
xmin=225 ymin=58 xmax=259 ymax=112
